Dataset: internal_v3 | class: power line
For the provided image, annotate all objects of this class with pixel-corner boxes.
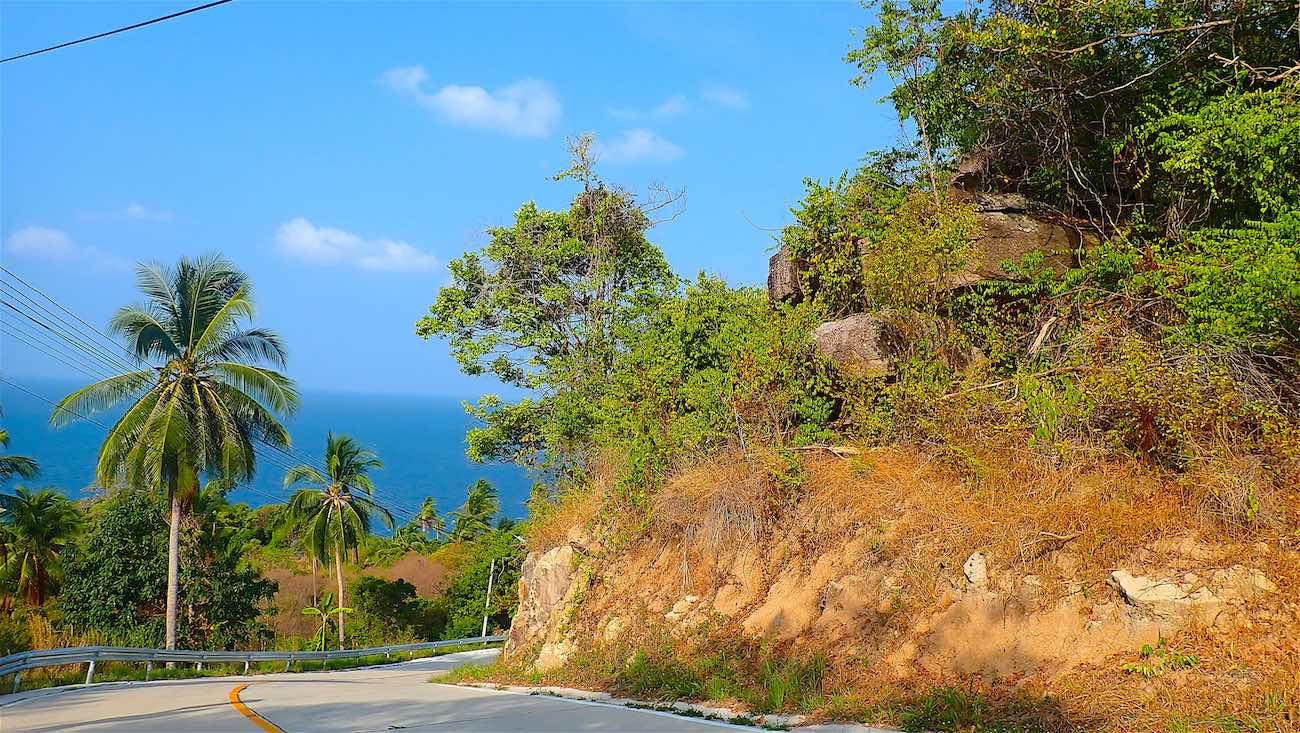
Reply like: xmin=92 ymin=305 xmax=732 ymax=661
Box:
xmin=0 ymin=376 xmax=290 ymax=508
xmin=0 ymin=324 xmax=314 ymax=506
xmin=0 ymin=274 xmax=427 ymax=523
xmin=0 ymin=0 xmax=234 ymax=64
xmin=0 ymin=266 xmax=419 ymax=515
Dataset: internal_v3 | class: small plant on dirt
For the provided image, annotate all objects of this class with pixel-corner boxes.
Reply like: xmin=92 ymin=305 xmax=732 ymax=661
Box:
xmin=755 ymin=655 xmax=826 ymax=713
xmin=899 ymin=686 xmax=991 ymax=732
xmin=1122 ymin=636 xmax=1198 ymax=678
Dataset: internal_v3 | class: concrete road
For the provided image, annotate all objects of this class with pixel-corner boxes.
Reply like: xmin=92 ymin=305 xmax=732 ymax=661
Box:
xmin=0 ymin=649 xmax=755 ymax=732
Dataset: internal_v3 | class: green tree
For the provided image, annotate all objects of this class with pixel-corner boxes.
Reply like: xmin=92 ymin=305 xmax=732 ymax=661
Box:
xmin=0 ymin=487 xmax=81 ymax=606
xmin=285 ymin=433 xmax=394 ymax=648
xmin=450 ymin=479 xmax=499 ymax=540
xmin=441 ymin=529 xmax=522 ymax=639
xmin=848 ymin=0 xmax=1299 ymax=230
xmin=60 ymin=490 xmax=168 ymax=643
xmin=51 ymin=255 xmax=298 ymax=651
xmin=0 ymin=428 xmax=39 ymax=484
xmin=61 ymin=489 xmax=276 ymax=648
xmin=414 ymin=496 xmax=444 ymax=538
xmin=417 ymin=136 xmax=677 ymax=476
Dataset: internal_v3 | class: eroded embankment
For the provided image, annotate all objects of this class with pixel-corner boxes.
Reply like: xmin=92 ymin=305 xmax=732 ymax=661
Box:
xmin=495 ymin=446 xmax=1299 ymax=731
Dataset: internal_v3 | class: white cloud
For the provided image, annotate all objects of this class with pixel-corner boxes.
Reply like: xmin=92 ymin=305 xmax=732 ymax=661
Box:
xmin=122 ymin=202 xmax=173 ymax=222
xmin=654 ymin=94 xmax=689 ymax=118
xmin=274 ymin=217 xmax=439 ymax=273
xmin=701 ymin=83 xmax=750 ymax=111
xmin=381 ymin=66 xmax=561 ymax=137
xmin=592 ymin=129 xmax=684 ymax=165
xmin=2 ymin=226 xmax=127 ymax=271
xmin=606 ymin=93 xmax=689 ymax=122
xmin=4 ymin=226 xmax=76 ymax=257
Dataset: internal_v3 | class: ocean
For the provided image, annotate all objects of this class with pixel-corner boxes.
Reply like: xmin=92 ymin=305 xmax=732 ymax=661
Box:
xmin=0 ymin=376 xmax=533 ymax=523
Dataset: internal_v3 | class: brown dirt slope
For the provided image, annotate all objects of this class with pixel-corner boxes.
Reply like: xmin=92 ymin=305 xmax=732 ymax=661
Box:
xmin=507 ymin=444 xmax=1300 ymax=731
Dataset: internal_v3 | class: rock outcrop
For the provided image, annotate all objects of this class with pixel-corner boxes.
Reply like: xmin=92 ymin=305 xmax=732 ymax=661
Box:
xmin=810 ymin=313 xmax=901 ymax=375
xmin=947 ymin=192 xmax=1091 ymax=286
xmin=1109 ymin=565 xmax=1278 ymax=623
xmin=507 ymin=543 xmax=579 ymax=670
xmin=764 ymin=190 xmax=1098 ymax=303
xmin=767 ymin=245 xmax=802 ymax=304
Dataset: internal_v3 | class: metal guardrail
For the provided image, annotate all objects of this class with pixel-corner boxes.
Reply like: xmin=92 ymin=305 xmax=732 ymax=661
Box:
xmin=0 ymin=635 xmax=506 ymax=694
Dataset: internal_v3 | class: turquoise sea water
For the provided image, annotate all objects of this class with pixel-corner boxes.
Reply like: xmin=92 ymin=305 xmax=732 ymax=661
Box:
xmin=0 ymin=376 xmax=531 ymax=522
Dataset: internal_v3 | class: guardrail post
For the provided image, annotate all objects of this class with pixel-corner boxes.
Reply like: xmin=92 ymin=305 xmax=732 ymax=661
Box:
xmin=145 ymin=661 xmax=153 ymax=681
xmin=11 ymin=671 xmax=22 ymax=694
xmin=284 ymin=659 xmax=291 ymax=672
xmin=196 ymin=661 xmax=203 ymax=672
xmin=243 ymin=659 xmax=250 ymax=674
xmin=84 ymin=660 xmax=96 ymax=685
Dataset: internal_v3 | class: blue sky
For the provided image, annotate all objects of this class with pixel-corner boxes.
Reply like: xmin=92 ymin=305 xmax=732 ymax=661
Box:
xmin=1 ymin=1 xmax=900 ymax=397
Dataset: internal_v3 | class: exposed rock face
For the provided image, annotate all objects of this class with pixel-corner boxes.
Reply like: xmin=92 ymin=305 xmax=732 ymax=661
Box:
xmin=810 ymin=313 xmax=901 ymax=375
xmin=948 ymin=192 xmax=1092 ymax=286
xmin=767 ymin=245 xmax=802 ymax=304
xmin=1109 ymin=565 xmax=1277 ymax=623
xmin=507 ymin=543 xmax=577 ymax=669
xmin=764 ymin=190 xmax=1098 ymax=303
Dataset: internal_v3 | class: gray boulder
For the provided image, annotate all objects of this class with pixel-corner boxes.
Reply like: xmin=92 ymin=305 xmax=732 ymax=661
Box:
xmin=767 ymin=244 xmax=802 ymax=304
xmin=810 ymin=313 xmax=901 ymax=376
xmin=947 ymin=192 xmax=1094 ymax=286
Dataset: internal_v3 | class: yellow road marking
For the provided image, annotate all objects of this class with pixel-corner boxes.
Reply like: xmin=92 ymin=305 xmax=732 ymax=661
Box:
xmin=228 ymin=683 xmax=285 ymax=733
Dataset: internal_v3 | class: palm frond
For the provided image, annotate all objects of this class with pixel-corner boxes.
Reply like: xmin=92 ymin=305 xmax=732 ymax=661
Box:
xmin=133 ymin=262 xmax=182 ymax=331
xmin=208 ymin=362 xmax=300 ymax=416
xmin=284 ymin=464 xmax=327 ymax=489
xmin=191 ymin=286 xmax=256 ymax=359
xmin=109 ymin=305 xmax=180 ymax=361
xmin=51 ymin=371 xmax=155 ymax=428
xmin=201 ymin=327 xmax=289 ymax=367
xmin=210 ymin=381 xmax=293 ymax=448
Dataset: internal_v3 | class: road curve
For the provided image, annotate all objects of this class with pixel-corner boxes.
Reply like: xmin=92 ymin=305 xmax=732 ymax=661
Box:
xmin=0 ymin=649 xmax=756 ymax=732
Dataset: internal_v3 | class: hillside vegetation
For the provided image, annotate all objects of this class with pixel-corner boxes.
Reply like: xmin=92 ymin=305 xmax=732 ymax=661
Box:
xmin=418 ymin=2 xmax=1300 ymax=731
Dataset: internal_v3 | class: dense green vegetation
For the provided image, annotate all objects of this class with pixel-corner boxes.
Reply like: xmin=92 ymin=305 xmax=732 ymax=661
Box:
xmin=0 ymin=259 xmax=523 ymax=666
xmin=419 ymin=1 xmax=1298 ymax=528
xmin=0 ymin=464 xmax=520 ymax=659
xmin=0 ymin=5 xmax=1294 ymax=726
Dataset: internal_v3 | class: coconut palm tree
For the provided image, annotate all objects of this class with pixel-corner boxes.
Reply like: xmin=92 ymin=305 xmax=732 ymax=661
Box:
xmin=52 ymin=255 xmax=298 ymax=651
xmin=286 ymin=434 xmax=393 ymax=648
xmin=450 ymin=479 xmax=499 ymax=540
xmin=414 ymin=496 xmax=444 ymax=538
xmin=0 ymin=428 xmax=39 ymax=484
xmin=0 ymin=487 xmax=81 ymax=605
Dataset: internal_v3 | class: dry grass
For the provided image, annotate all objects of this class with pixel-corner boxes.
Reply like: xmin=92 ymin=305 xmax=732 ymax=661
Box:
xmin=507 ymin=431 xmax=1300 ymax=732
xmin=652 ymin=457 xmax=778 ymax=553
xmin=526 ymin=450 xmax=628 ymax=553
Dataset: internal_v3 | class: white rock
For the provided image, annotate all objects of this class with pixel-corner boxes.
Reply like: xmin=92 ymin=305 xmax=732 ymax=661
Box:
xmin=963 ymin=552 xmax=989 ymax=588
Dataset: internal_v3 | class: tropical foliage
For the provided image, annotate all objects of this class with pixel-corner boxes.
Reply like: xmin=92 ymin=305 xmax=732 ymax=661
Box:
xmin=52 ymin=254 xmax=298 ymax=650
xmin=60 ymin=488 xmax=276 ymax=649
xmin=450 ymin=479 xmax=499 ymax=540
xmin=286 ymin=433 xmax=394 ymax=647
xmin=417 ymin=136 xmax=677 ymax=477
xmin=0 ymin=487 xmax=81 ymax=606
xmin=0 ymin=428 xmax=39 ymax=484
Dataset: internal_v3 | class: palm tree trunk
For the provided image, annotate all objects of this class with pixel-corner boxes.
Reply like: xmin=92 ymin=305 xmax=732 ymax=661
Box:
xmin=311 ymin=554 xmax=318 ymax=606
xmin=334 ymin=544 xmax=345 ymax=649
xmin=165 ymin=493 xmax=181 ymax=659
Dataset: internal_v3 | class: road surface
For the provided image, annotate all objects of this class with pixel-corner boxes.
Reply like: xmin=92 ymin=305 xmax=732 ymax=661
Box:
xmin=0 ymin=649 xmax=757 ymax=732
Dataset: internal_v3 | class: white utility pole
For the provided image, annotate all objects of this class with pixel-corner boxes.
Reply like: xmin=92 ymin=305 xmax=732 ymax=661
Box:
xmin=481 ymin=558 xmax=497 ymax=639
